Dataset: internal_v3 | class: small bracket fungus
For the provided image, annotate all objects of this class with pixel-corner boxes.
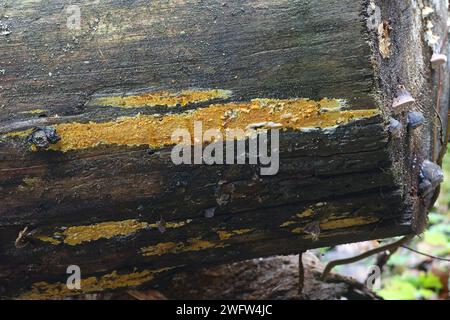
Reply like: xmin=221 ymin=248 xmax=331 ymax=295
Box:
xmin=419 ymin=160 xmax=444 ymax=197
xmin=430 ymin=53 xmax=447 ymax=69
xmin=421 ymin=160 xmax=444 ymax=187
xmin=418 ymin=179 xmax=433 ymax=196
xmin=392 ymin=86 xmax=415 ymax=110
xmin=388 ymin=117 xmax=403 ymax=138
xmin=26 ymin=126 xmax=60 ymax=149
xmin=407 ymin=111 xmax=425 ymax=130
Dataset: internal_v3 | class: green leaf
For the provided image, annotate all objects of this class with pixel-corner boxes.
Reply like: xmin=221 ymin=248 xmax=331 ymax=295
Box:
xmin=377 ymin=272 xmax=443 ymax=300
xmin=417 ymin=289 xmax=436 ymax=299
xmin=318 ymin=247 xmax=331 ymax=254
xmin=377 ymin=278 xmax=417 ymax=300
xmin=429 ymin=223 xmax=450 ymax=235
xmin=424 ymin=230 xmax=448 ymax=246
xmin=428 ymin=213 xmax=445 ymax=225
xmin=418 ymin=272 xmax=443 ymax=290
xmin=402 ymin=274 xmax=420 ymax=287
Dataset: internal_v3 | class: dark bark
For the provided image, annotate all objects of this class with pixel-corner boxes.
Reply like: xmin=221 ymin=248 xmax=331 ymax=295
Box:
xmin=156 ymin=253 xmax=381 ymax=300
xmin=0 ymin=0 xmax=448 ymax=298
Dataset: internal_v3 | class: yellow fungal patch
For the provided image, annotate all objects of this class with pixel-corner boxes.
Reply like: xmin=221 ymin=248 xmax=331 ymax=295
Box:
xmin=34 ymin=235 xmax=61 ymax=246
xmin=89 ymin=89 xmax=232 ymax=108
xmin=20 ymin=109 xmax=47 ymax=115
xmin=5 ymin=128 xmax=33 ymax=138
xmin=8 ymin=98 xmax=378 ymax=152
xmin=291 ymin=216 xmax=380 ymax=235
xmin=140 ymin=242 xmax=181 ymax=256
xmin=18 ymin=268 xmax=174 ymax=300
xmin=320 ymin=216 xmax=380 ymax=230
xmin=291 ymin=227 xmax=303 ymax=234
xmin=183 ymin=238 xmax=220 ymax=252
xmin=59 ymin=219 xmax=148 ymax=246
xmin=149 ymin=219 xmax=192 ymax=229
xmin=296 ymin=208 xmax=315 ymax=219
xmin=36 ymin=218 xmax=192 ymax=246
xmin=140 ymin=237 xmax=227 ymax=257
xmin=280 ymin=221 xmax=296 ymax=227
xmin=279 ymin=208 xmax=315 ymax=228
xmin=22 ymin=177 xmax=42 ymax=186
xmin=216 ymin=228 xmax=253 ymax=241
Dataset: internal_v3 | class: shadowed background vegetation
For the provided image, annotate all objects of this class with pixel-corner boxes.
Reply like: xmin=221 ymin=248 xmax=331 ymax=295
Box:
xmin=320 ymin=148 xmax=450 ymax=300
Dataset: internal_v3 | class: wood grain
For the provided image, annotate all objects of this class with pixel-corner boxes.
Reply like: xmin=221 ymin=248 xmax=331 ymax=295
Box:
xmin=0 ymin=0 xmax=448 ymax=298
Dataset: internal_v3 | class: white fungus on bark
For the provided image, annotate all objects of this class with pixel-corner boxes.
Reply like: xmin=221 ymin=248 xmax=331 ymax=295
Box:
xmin=392 ymin=86 xmax=415 ymax=110
xmin=430 ymin=53 xmax=447 ymax=69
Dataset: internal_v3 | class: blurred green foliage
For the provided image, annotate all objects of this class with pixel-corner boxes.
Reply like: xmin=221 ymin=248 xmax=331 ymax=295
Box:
xmin=378 ymin=272 xmax=440 ymax=300
xmin=377 ymin=147 xmax=450 ymax=300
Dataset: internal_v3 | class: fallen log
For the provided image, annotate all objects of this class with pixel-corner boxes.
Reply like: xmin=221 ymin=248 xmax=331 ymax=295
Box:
xmin=0 ymin=0 xmax=449 ymax=299
xmin=72 ymin=253 xmax=382 ymax=300
xmin=158 ymin=253 xmax=382 ymax=300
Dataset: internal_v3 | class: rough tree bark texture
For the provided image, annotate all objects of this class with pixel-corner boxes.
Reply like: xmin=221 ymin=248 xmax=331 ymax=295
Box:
xmin=0 ymin=0 xmax=448 ymax=298
xmin=158 ymin=253 xmax=381 ymax=300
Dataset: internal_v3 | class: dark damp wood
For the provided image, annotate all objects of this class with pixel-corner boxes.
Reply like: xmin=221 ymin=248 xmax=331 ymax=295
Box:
xmin=71 ymin=253 xmax=382 ymax=300
xmin=0 ymin=0 xmax=449 ymax=298
xmin=0 ymin=116 xmax=389 ymax=223
xmin=0 ymin=116 xmax=409 ymax=298
xmin=0 ymin=0 xmax=374 ymax=126
xmin=156 ymin=253 xmax=381 ymax=300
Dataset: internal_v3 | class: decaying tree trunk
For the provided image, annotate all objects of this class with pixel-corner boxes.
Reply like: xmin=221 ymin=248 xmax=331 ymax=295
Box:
xmin=0 ymin=0 xmax=449 ymax=298
xmin=157 ymin=253 xmax=382 ymax=300
xmin=81 ymin=253 xmax=382 ymax=300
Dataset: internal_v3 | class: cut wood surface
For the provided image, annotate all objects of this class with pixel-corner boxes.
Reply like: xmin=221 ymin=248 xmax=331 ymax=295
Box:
xmin=0 ymin=0 xmax=449 ymax=298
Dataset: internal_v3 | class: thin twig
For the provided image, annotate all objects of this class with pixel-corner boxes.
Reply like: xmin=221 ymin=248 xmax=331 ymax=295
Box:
xmin=321 ymin=235 xmax=414 ymax=281
xmin=375 ymin=245 xmax=400 ymax=272
xmin=401 ymin=245 xmax=450 ymax=262
xmin=298 ymin=252 xmax=305 ymax=296
xmin=433 ymin=62 xmax=445 ymax=157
